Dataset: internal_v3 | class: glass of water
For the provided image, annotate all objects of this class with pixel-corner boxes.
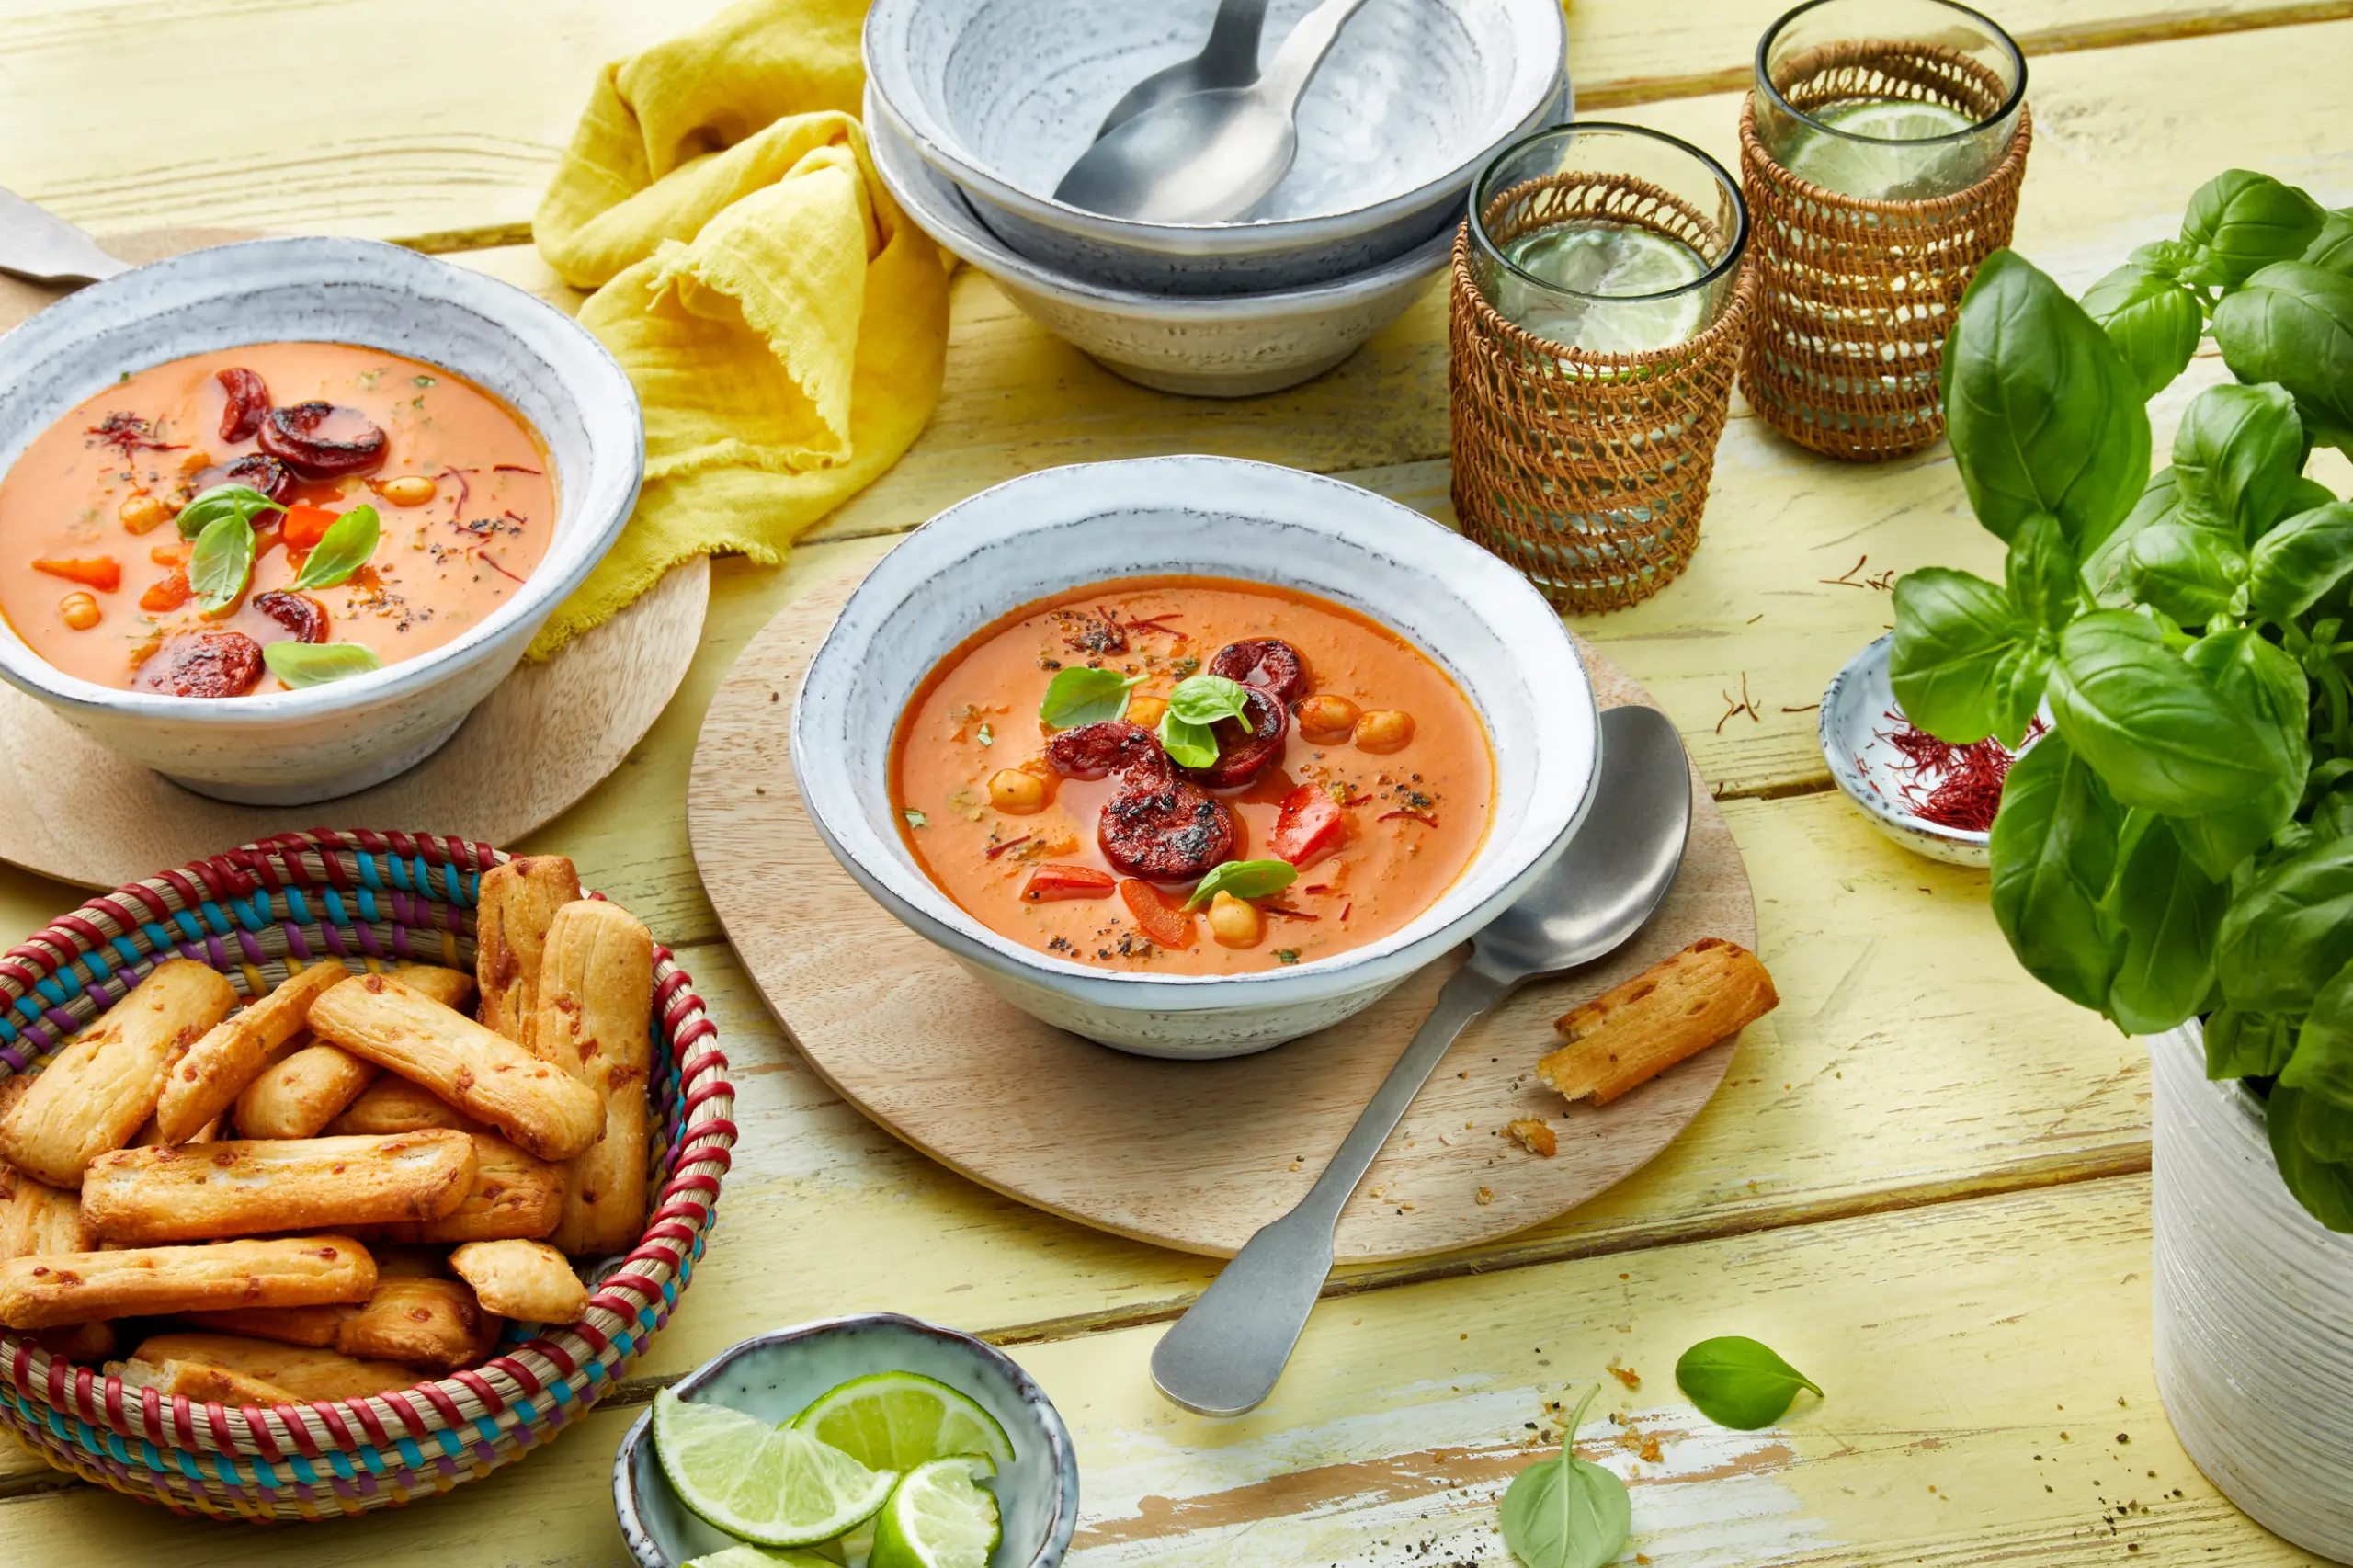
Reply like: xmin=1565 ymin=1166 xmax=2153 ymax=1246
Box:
xmin=1753 ymin=0 xmax=2025 ymax=202
xmin=1465 ymin=123 xmax=1748 ymax=359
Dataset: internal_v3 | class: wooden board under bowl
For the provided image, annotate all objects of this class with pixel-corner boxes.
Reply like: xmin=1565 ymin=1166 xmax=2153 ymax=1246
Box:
xmin=688 ymin=565 xmax=1759 ymax=1263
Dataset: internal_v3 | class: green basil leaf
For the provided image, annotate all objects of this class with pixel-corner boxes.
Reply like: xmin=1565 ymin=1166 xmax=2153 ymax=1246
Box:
xmin=2248 ymin=502 xmax=2353 ymax=622
xmin=2264 ymin=1085 xmax=2353 ymax=1233
xmin=2048 ymin=610 xmax=2286 ymax=816
xmin=289 ymin=505 xmax=381 ymax=592
xmin=2213 ymin=261 xmax=2353 ymax=447
xmin=1497 ymin=1385 xmax=1630 ymax=1568
xmin=2171 ymin=383 xmax=2307 ymax=541
xmin=2083 ymin=471 xmax=2182 ymax=608
xmin=2204 ymin=1009 xmax=2297 ymax=1080
xmin=1158 ymin=711 xmax=1218 ymax=769
xmin=2006 ymin=511 xmax=2080 ymax=635
xmin=1989 ymin=733 xmax=2126 ymax=1011
xmin=2080 ymin=261 xmax=2204 ymax=400
xmin=1183 ymin=858 xmax=1300 ymax=911
xmin=1166 ymin=673 xmax=1250 ymax=726
xmin=2107 ymin=815 xmax=2224 ymax=1034
xmin=2215 ymin=833 xmax=2353 ymax=1013
xmin=1941 ymin=250 xmax=2153 ymax=552
xmin=2300 ymin=209 xmax=2353 ymax=278
xmin=2280 ymin=959 xmax=2353 ymax=1119
xmin=1674 ymin=1337 xmax=1823 ymax=1430
xmin=1039 ymin=665 xmax=1144 ymax=729
xmin=2131 ymin=239 xmax=2200 ymax=278
xmin=1888 ymin=568 xmax=2027 ymax=745
xmin=2124 ymin=520 xmax=2247 ymax=626
xmin=175 ymin=482 xmax=286 ymax=541
xmin=1990 ymin=642 xmax=2052 ymax=745
xmin=187 ymin=513 xmax=256 ymax=613
xmin=2180 ymin=171 xmax=2327 ymax=289
xmin=2166 ymin=630 xmax=2307 ymax=880
xmin=903 ymin=808 xmax=928 ymax=829
xmin=261 ymin=640 xmax=384 ymax=690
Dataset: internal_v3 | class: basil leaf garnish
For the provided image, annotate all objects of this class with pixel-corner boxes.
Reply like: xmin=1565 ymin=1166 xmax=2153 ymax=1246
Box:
xmin=176 ymin=483 xmax=286 ymax=541
xmin=1184 ymin=859 xmax=1300 ymax=910
xmin=1166 ymin=672 xmax=1250 ymax=725
xmin=1158 ymin=711 xmax=1218 ymax=769
xmin=1039 ymin=665 xmax=1143 ymax=729
xmin=262 ymin=640 xmax=384 ymax=689
xmin=188 ymin=514 xmax=256 ymax=613
xmin=1674 ymin=1336 xmax=1824 ymax=1430
xmin=290 ymin=505 xmax=381 ymax=592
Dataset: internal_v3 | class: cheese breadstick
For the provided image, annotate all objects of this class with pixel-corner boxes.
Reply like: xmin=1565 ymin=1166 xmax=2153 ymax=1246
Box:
xmin=0 ymin=960 xmax=237 ymax=1187
xmin=116 ymin=1356 xmax=301 ymax=1406
xmin=152 ymin=962 xmax=347 ymax=1145
xmin=391 ymin=964 xmax=479 ymax=1012
xmin=535 ymin=900 xmax=654 ymax=1256
xmin=327 ymin=1075 xmax=485 ymax=1137
xmin=183 ymin=1303 xmax=345 ymax=1348
xmin=36 ymin=1321 xmax=116 ymax=1363
xmin=0 ymin=1163 xmax=97 ymax=1258
xmin=372 ymin=1132 xmax=562 ymax=1244
xmin=475 ymin=857 xmax=580 ymax=1042
xmin=334 ymin=1277 xmax=498 ymax=1370
xmin=0 ymin=1235 xmax=375 ymax=1329
xmin=308 ymin=975 xmax=604 ymax=1161
xmin=1537 ymin=938 xmax=1779 ymax=1107
xmin=450 ymin=1239 xmax=588 ymax=1324
xmin=125 ymin=1332 xmax=417 ymax=1401
xmin=82 ymin=1131 xmax=475 ymax=1244
xmin=236 ymin=1040 xmax=378 ymax=1140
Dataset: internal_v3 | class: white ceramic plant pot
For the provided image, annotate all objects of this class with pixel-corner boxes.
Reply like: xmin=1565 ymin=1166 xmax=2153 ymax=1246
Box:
xmin=2150 ymin=1023 xmax=2353 ymax=1561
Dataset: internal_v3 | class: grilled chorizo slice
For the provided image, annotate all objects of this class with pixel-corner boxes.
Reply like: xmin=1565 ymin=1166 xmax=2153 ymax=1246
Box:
xmin=1209 ymin=638 xmax=1310 ymax=707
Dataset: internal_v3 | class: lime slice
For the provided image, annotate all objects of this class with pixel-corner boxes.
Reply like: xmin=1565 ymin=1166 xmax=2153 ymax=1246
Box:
xmin=868 ymin=1455 xmax=1003 ymax=1568
xmin=1781 ymin=97 xmax=1985 ymax=200
xmin=653 ymin=1388 xmax=898 ymax=1548
xmin=790 ymin=1372 xmax=1017 ymax=1474
xmin=1495 ymin=222 xmax=1709 ymax=354
xmin=684 ymin=1548 xmax=838 ymax=1568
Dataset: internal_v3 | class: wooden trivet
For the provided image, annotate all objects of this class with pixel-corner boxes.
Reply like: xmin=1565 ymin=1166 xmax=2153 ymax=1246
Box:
xmin=688 ymin=565 xmax=1759 ymax=1262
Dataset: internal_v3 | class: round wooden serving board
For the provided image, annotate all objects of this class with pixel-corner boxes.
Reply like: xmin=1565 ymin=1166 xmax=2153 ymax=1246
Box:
xmin=0 ymin=229 xmax=708 ymax=888
xmin=688 ymin=566 xmax=1758 ymax=1263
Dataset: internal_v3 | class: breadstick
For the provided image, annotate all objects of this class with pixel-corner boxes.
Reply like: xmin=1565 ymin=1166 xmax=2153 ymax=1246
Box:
xmin=534 ymin=900 xmax=654 ymax=1256
xmin=0 ymin=1235 xmax=375 ymax=1329
xmin=182 ymin=1303 xmax=345 ymax=1348
xmin=332 ymin=1277 xmax=497 ymax=1370
xmin=152 ymin=962 xmax=347 ymax=1145
xmin=475 ymin=856 xmax=580 ymax=1043
xmin=326 ymin=1075 xmax=485 ymax=1137
xmin=125 ymin=1332 xmax=417 ymax=1401
xmin=308 ymin=975 xmax=604 ymax=1161
xmin=34 ymin=1320 xmax=116 ymax=1363
xmin=83 ymin=1131 xmax=475 ymax=1244
xmin=1537 ymin=938 xmax=1779 ymax=1107
xmin=236 ymin=1040 xmax=377 ymax=1140
xmin=116 ymin=1356 xmax=301 ymax=1406
xmin=0 ymin=1163 xmax=98 ymax=1258
xmin=0 ymin=960 xmax=237 ymax=1187
xmin=371 ymin=1132 xmax=563 ymax=1244
xmin=132 ymin=1111 xmax=219 ymax=1146
xmin=391 ymin=963 xmax=479 ymax=1012
xmin=449 ymin=1239 xmax=588 ymax=1324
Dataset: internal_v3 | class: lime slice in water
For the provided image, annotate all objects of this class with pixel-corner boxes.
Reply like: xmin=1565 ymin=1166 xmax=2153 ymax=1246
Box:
xmin=1498 ymin=222 xmax=1708 ymax=354
xmin=868 ymin=1455 xmax=1003 ymax=1568
xmin=684 ymin=1548 xmax=839 ymax=1568
xmin=1781 ymin=97 xmax=1984 ymax=200
xmin=790 ymin=1371 xmax=1017 ymax=1474
xmin=653 ymin=1388 xmax=898 ymax=1548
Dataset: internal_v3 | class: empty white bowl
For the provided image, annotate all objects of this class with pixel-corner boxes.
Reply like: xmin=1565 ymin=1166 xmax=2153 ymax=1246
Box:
xmin=0 ymin=237 xmax=642 ymax=804
xmin=869 ymin=98 xmax=1449 ymax=397
xmin=790 ymin=455 xmax=1601 ymax=1059
xmin=864 ymin=0 xmax=1568 ymax=295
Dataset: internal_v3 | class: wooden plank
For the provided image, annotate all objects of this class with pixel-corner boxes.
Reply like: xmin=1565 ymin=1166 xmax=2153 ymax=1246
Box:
xmin=0 ymin=1 xmax=2335 ymax=246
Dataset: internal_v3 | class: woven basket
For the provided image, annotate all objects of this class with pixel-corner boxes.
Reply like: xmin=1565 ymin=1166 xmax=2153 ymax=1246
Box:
xmin=1738 ymin=57 xmax=2031 ymax=461
xmin=1449 ymin=217 xmax=1758 ymax=614
xmin=0 ymin=830 xmax=733 ymax=1521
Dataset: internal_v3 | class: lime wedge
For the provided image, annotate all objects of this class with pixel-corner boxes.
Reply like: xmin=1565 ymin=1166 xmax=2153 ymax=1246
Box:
xmin=653 ymin=1388 xmax=898 ymax=1548
xmin=1499 ymin=222 xmax=1709 ymax=354
xmin=790 ymin=1372 xmax=1017 ymax=1474
xmin=1781 ymin=97 xmax=1985 ymax=200
xmin=868 ymin=1455 xmax=1003 ymax=1568
xmin=684 ymin=1548 xmax=838 ymax=1568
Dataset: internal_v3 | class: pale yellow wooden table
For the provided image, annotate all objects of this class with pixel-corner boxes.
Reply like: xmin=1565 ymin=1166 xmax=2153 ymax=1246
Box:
xmin=0 ymin=2 xmax=2342 ymax=1562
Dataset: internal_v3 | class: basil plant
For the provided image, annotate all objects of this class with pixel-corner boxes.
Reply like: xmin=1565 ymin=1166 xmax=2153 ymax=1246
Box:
xmin=1890 ymin=169 xmax=2353 ymax=1232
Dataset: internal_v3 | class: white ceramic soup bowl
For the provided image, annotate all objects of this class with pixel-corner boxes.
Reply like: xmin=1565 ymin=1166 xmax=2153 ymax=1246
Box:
xmin=863 ymin=0 xmax=1568 ymax=296
xmin=868 ymin=97 xmax=1449 ymax=398
xmin=0 ymin=236 xmax=642 ymax=805
xmin=791 ymin=456 xmax=1600 ymax=1059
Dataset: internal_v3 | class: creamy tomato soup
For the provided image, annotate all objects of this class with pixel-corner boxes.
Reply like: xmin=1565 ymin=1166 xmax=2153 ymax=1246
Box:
xmin=892 ymin=577 xmax=1494 ymax=976
xmin=0 ymin=344 xmax=553 ymax=697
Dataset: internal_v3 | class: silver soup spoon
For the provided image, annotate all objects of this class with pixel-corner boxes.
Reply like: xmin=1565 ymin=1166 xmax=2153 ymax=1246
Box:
xmin=1094 ymin=0 xmax=1273 ymax=142
xmin=1150 ymin=703 xmax=1696 ymax=1417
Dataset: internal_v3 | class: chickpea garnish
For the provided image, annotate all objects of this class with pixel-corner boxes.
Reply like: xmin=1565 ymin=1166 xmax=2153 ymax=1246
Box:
xmin=1206 ymin=890 xmax=1262 ymax=949
xmin=1126 ymin=693 xmax=1169 ymax=730
xmin=380 ymin=474 xmax=438 ymax=507
xmin=988 ymin=767 xmax=1048 ymax=814
xmin=57 ymin=592 xmax=100 ymax=631
xmin=118 ymin=493 xmax=169 ymax=534
xmin=1354 ymin=709 xmax=1415 ymax=754
xmin=1295 ymin=693 xmax=1361 ymax=742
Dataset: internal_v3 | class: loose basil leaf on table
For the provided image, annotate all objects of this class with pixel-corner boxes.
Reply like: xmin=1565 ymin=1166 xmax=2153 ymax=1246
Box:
xmin=2046 ymin=610 xmax=2290 ymax=817
xmin=2213 ymin=261 xmax=2353 ymax=449
xmin=1183 ymin=859 xmax=1299 ymax=911
xmin=2264 ymin=1085 xmax=2353 ymax=1233
xmin=2123 ymin=520 xmax=2247 ymax=627
xmin=2178 ymin=168 xmax=2328 ymax=288
xmin=1888 ymin=568 xmax=2029 ymax=745
xmin=175 ymin=482 xmax=285 ymax=541
xmin=2082 ymin=471 xmax=2183 ymax=608
xmin=2204 ymin=1008 xmax=2297 ymax=1080
xmin=2166 ymin=629 xmax=2308 ymax=879
xmin=262 ymin=640 xmax=384 ymax=689
xmin=1040 ymin=665 xmax=1144 ymax=729
xmin=1674 ymin=1337 xmax=1823 ymax=1430
xmin=2214 ymin=834 xmax=2353 ymax=1014
xmin=1989 ymin=734 xmax=2126 ymax=1011
xmin=1940 ymin=250 xmax=2152 ymax=551
xmin=2248 ymin=501 xmax=2353 ymax=621
xmin=1497 ymin=1384 xmax=1629 ymax=1568
xmin=290 ymin=505 xmax=381 ymax=592
xmin=2107 ymin=815 xmax=2225 ymax=1034
xmin=188 ymin=513 xmax=256 ymax=613
xmin=2080 ymin=260 xmax=2205 ymax=401
xmin=2170 ymin=382 xmax=2308 ymax=540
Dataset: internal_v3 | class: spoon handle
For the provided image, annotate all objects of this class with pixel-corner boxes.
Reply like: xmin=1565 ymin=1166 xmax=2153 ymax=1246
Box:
xmin=0 ymin=187 xmax=130 ymax=287
xmin=1150 ymin=956 xmax=1513 ymax=1417
xmin=1256 ymin=0 xmax=1376 ymax=112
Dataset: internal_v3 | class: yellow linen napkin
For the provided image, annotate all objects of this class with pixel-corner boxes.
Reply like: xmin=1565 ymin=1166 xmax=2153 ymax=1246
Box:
xmin=530 ymin=0 xmax=950 ymax=657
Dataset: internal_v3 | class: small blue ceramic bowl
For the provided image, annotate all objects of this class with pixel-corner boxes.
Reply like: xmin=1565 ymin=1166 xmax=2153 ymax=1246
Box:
xmin=1820 ymin=633 xmax=2005 ymax=867
xmin=612 ymin=1313 xmax=1079 ymax=1568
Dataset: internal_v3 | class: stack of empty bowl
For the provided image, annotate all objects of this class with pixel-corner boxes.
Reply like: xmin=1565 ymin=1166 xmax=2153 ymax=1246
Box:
xmin=863 ymin=0 xmax=1571 ymax=397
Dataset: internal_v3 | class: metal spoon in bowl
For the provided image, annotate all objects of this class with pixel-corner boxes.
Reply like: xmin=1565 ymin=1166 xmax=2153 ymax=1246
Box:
xmin=0 ymin=187 xmax=130 ymax=286
xmin=1094 ymin=0 xmax=1273 ymax=142
xmin=1149 ymin=703 xmax=1695 ymax=1417
xmin=1054 ymin=0 xmax=1375 ymax=223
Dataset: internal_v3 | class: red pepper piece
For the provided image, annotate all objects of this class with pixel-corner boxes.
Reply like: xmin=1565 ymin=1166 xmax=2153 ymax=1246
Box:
xmin=1270 ymin=785 xmax=1348 ymax=868
xmin=139 ymin=569 xmax=193 ymax=613
xmin=1021 ymin=864 xmax=1117 ymax=902
xmin=1120 ymin=880 xmax=1196 ymax=949
xmin=278 ymin=505 xmax=339 ymax=549
xmin=215 ymin=368 xmax=271 ymax=443
xmin=33 ymin=556 xmax=121 ymax=593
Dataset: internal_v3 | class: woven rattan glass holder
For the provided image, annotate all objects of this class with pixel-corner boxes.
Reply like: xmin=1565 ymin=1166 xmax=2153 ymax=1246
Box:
xmin=1449 ymin=228 xmax=1758 ymax=614
xmin=1740 ymin=62 xmax=2030 ymax=461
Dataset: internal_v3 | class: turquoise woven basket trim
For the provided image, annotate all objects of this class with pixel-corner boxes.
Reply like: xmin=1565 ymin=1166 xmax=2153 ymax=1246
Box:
xmin=321 ymin=889 xmax=349 ymax=926
xmin=549 ymin=1380 xmax=575 ymax=1406
xmin=107 ymin=933 xmax=142 ymax=968
xmin=80 ymin=944 xmax=119 ymax=984
xmin=395 ymin=1435 xmax=425 ymax=1470
xmin=357 ymin=853 xmax=389 ymax=890
xmin=32 ymin=973 xmax=68 ymax=1006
